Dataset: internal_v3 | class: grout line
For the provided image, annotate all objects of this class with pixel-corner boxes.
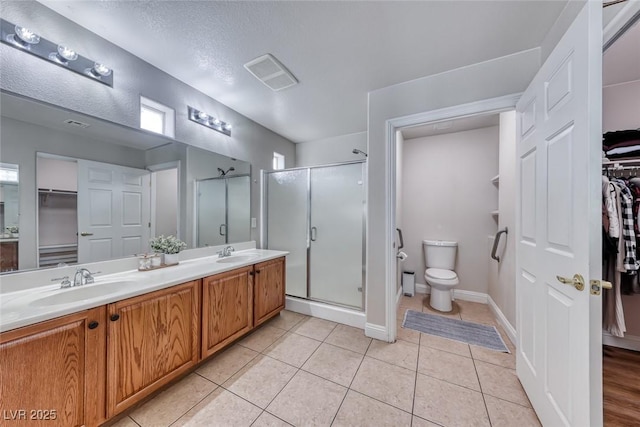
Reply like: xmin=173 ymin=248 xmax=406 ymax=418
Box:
xmin=263 ymin=410 xmax=295 ymax=426
xmin=128 ymin=416 xmax=142 ymax=427
xmin=165 ymin=384 xmax=220 ymax=427
xmin=249 ymin=410 xmax=265 ymax=427
xmin=471 ymin=351 xmax=493 ymax=426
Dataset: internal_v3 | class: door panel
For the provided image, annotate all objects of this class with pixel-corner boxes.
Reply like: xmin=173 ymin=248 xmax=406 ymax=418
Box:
xmin=196 ymin=178 xmax=226 ymax=246
xmin=254 ymin=257 xmax=286 ymax=326
xmin=227 ymin=175 xmax=251 ymax=243
xmin=107 ymin=281 xmax=200 ymax=417
xmin=266 ymin=169 xmax=309 ymax=299
xmin=309 ymin=163 xmax=364 ymax=308
xmin=78 ymin=159 xmax=150 ymax=263
xmin=515 ymin=2 xmax=602 ymax=426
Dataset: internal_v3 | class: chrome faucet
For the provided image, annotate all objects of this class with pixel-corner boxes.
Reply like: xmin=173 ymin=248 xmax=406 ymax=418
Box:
xmin=73 ymin=268 xmax=98 ymax=287
xmin=218 ymin=246 xmax=235 ymax=258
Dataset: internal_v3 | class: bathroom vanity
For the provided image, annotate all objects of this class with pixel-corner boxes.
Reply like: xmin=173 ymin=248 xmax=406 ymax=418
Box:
xmin=0 ymin=248 xmax=286 ymax=427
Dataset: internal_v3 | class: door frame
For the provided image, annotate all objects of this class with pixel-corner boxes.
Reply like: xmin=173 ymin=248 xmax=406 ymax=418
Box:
xmin=384 ymin=93 xmax=521 ymax=342
xmin=147 ymin=160 xmax=181 ymax=241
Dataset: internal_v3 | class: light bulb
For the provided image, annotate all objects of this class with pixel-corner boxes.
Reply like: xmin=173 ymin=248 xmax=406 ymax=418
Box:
xmin=223 ymin=123 xmax=232 ymax=131
xmin=14 ymin=25 xmax=40 ymax=46
xmin=91 ymin=62 xmax=112 ymax=77
xmin=212 ymin=119 xmax=221 ymax=126
xmin=57 ymin=45 xmax=78 ymax=61
xmin=196 ymin=111 xmax=209 ymax=121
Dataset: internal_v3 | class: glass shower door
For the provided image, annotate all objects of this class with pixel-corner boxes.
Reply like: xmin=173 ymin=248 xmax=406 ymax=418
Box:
xmin=196 ymin=178 xmax=227 ymax=246
xmin=226 ymin=175 xmax=251 ymax=243
xmin=266 ymin=169 xmax=309 ymax=299
xmin=309 ymin=163 xmax=364 ymax=309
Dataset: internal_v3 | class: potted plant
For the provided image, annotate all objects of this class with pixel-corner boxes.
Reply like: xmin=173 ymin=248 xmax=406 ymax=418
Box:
xmin=5 ymin=226 xmax=18 ymax=238
xmin=150 ymin=235 xmax=186 ymax=265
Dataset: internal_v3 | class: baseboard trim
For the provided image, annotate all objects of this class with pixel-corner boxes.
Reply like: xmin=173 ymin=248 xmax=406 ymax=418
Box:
xmin=285 ymin=296 xmax=366 ymax=329
xmin=454 ymin=289 xmax=489 ymax=304
xmin=415 ymin=283 xmax=489 ymax=304
xmin=487 ymin=296 xmax=517 ymax=346
xmin=365 ymin=322 xmax=389 ymax=341
xmin=603 ymin=332 xmax=640 ymax=351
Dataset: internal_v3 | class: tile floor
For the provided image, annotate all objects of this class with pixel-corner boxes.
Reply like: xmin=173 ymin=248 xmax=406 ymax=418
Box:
xmin=108 ymin=295 xmax=541 ymax=427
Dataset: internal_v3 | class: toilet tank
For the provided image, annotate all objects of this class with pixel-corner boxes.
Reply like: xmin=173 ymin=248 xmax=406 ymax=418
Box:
xmin=423 ymin=240 xmax=457 ymax=270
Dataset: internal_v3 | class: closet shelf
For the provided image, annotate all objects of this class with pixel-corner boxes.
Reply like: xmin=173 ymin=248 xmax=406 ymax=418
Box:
xmin=38 ymin=188 xmax=77 ymax=196
xmin=491 ymin=175 xmax=500 ymax=186
xmin=491 ymin=210 xmax=499 ymax=217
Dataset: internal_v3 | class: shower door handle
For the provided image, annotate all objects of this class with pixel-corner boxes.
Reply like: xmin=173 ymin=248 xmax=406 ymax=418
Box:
xmin=219 ymin=224 xmax=227 ymax=236
xmin=310 ymin=227 xmax=317 ymax=242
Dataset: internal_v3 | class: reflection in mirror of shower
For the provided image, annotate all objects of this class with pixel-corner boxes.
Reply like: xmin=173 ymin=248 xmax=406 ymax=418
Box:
xmin=196 ymin=175 xmax=251 ymax=247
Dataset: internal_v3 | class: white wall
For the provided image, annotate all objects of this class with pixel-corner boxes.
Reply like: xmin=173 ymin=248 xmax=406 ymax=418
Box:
xmin=489 ymin=111 xmax=517 ymax=328
xmin=366 ymin=48 xmax=539 ymax=330
xmin=603 ymin=80 xmax=640 ymax=133
xmin=401 ymin=126 xmax=499 ymax=296
xmin=296 ymin=132 xmax=367 ymax=167
xmin=603 ymin=80 xmax=640 ymax=337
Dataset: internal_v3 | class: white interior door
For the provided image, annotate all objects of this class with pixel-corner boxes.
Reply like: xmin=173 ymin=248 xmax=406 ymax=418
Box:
xmin=196 ymin=178 xmax=227 ymax=247
xmin=77 ymin=160 xmax=151 ymax=263
xmin=309 ymin=163 xmax=364 ymax=309
xmin=515 ymin=2 xmax=602 ymax=426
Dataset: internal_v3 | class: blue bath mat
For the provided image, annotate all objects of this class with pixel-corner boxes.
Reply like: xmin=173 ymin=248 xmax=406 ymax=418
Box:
xmin=402 ymin=309 xmax=510 ymax=353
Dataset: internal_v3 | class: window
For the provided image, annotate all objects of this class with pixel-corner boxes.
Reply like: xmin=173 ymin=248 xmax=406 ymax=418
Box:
xmin=140 ymin=96 xmax=175 ymax=138
xmin=273 ymin=152 xmax=285 ymax=170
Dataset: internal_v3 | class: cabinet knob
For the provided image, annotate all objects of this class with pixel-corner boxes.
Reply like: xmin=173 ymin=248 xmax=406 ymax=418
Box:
xmin=88 ymin=321 xmax=99 ymax=329
xmin=110 ymin=313 xmax=120 ymax=322
xmin=256 ymin=269 xmax=261 ymax=274
xmin=249 ymin=271 xmax=254 ymax=276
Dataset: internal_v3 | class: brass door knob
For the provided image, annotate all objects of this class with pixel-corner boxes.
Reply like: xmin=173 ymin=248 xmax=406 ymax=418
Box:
xmin=556 ymin=274 xmax=585 ymax=291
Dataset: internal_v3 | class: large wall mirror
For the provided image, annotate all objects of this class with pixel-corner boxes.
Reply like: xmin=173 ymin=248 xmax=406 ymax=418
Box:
xmin=0 ymin=91 xmax=252 ymax=273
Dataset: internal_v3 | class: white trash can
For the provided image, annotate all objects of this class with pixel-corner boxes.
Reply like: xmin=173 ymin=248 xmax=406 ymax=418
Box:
xmin=403 ymin=271 xmax=415 ymax=297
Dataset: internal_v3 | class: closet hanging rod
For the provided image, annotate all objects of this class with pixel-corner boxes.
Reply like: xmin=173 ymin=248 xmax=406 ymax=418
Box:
xmin=602 ymin=158 xmax=640 ymax=166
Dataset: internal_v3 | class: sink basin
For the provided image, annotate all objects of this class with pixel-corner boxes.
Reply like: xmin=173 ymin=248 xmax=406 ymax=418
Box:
xmin=216 ymin=255 xmax=258 ymax=264
xmin=29 ymin=281 xmax=135 ymax=307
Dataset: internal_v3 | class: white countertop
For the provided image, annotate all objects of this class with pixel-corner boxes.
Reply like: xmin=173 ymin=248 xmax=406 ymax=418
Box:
xmin=0 ymin=248 xmax=287 ymax=333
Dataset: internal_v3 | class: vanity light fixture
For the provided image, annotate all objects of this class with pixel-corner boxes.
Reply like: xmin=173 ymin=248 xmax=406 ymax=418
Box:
xmin=1 ymin=18 xmax=114 ymax=87
xmin=188 ymin=106 xmax=231 ymax=137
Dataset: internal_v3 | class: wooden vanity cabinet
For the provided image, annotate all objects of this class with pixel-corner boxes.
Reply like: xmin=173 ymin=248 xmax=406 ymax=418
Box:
xmin=254 ymin=257 xmax=286 ymax=327
xmin=105 ymin=280 xmax=200 ymax=418
xmin=0 ymin=241 xmax=19 ymax=272
xmin=0 ymin=306 xmax=107 ymax=427
xmin=201 ymin=266 xmax=254 ymax=358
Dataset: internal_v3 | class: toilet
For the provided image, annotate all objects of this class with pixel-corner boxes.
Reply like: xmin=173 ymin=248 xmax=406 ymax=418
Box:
xmin=423 ymin=240 xmax=459 ymax=312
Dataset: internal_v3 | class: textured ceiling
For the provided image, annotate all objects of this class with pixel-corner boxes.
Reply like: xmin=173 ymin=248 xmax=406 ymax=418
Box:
xmin=38 ymin=1 xmax=567 ymax=143
xmin=604 ymin=18 xmax=640 ymax=86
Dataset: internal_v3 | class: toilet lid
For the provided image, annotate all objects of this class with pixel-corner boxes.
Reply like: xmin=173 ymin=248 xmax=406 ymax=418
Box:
xmin=425 ymin=268 xmax=457 ymax=280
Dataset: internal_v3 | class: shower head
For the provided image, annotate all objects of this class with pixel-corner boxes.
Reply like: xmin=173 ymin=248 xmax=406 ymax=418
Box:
xmin=352 ymin=149 xmax=368 ymax=157
xmin=218 ymin=167 xmax=236 ymax=177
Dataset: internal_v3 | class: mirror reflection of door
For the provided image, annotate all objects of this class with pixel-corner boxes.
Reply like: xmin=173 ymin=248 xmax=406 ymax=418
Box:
xmin=37 ymin=155 xmax=153 ymax=266
xmin=77 ymin=159 xmax=151 ymax=264
xmin=150 ymin=167 xmax=179 ymax=238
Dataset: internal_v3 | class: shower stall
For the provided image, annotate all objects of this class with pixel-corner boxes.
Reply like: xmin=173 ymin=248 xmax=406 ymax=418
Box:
xmin=196 ymin=175 xmax=251 ymax=246
xmin=262 ymin=161 xmax=366 ymax=310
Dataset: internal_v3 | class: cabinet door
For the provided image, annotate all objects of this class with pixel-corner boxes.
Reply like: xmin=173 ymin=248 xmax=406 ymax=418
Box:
xmin=202 ymin=266 xmax=253 ymax=358
xmin=0 ymin=241 xmax=19 ymax=272
xmin=106 ymin=280 xmax=200 ymax=417
xmin=0 ymin=307 xmax=107 ymax=427
xmin=254 ymin=257 xmax=286 ymax=327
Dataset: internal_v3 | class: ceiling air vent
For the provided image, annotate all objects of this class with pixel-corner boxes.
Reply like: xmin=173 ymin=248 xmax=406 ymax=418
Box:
xmin=64 ymin=119 xmax=90 ymax=128
xmin=244 ymin=54 xmax=298 ymax=92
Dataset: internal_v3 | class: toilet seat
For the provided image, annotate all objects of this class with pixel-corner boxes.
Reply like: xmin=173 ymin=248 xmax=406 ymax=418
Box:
xmin=425 ymin=268 xmax=457 ymax=281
